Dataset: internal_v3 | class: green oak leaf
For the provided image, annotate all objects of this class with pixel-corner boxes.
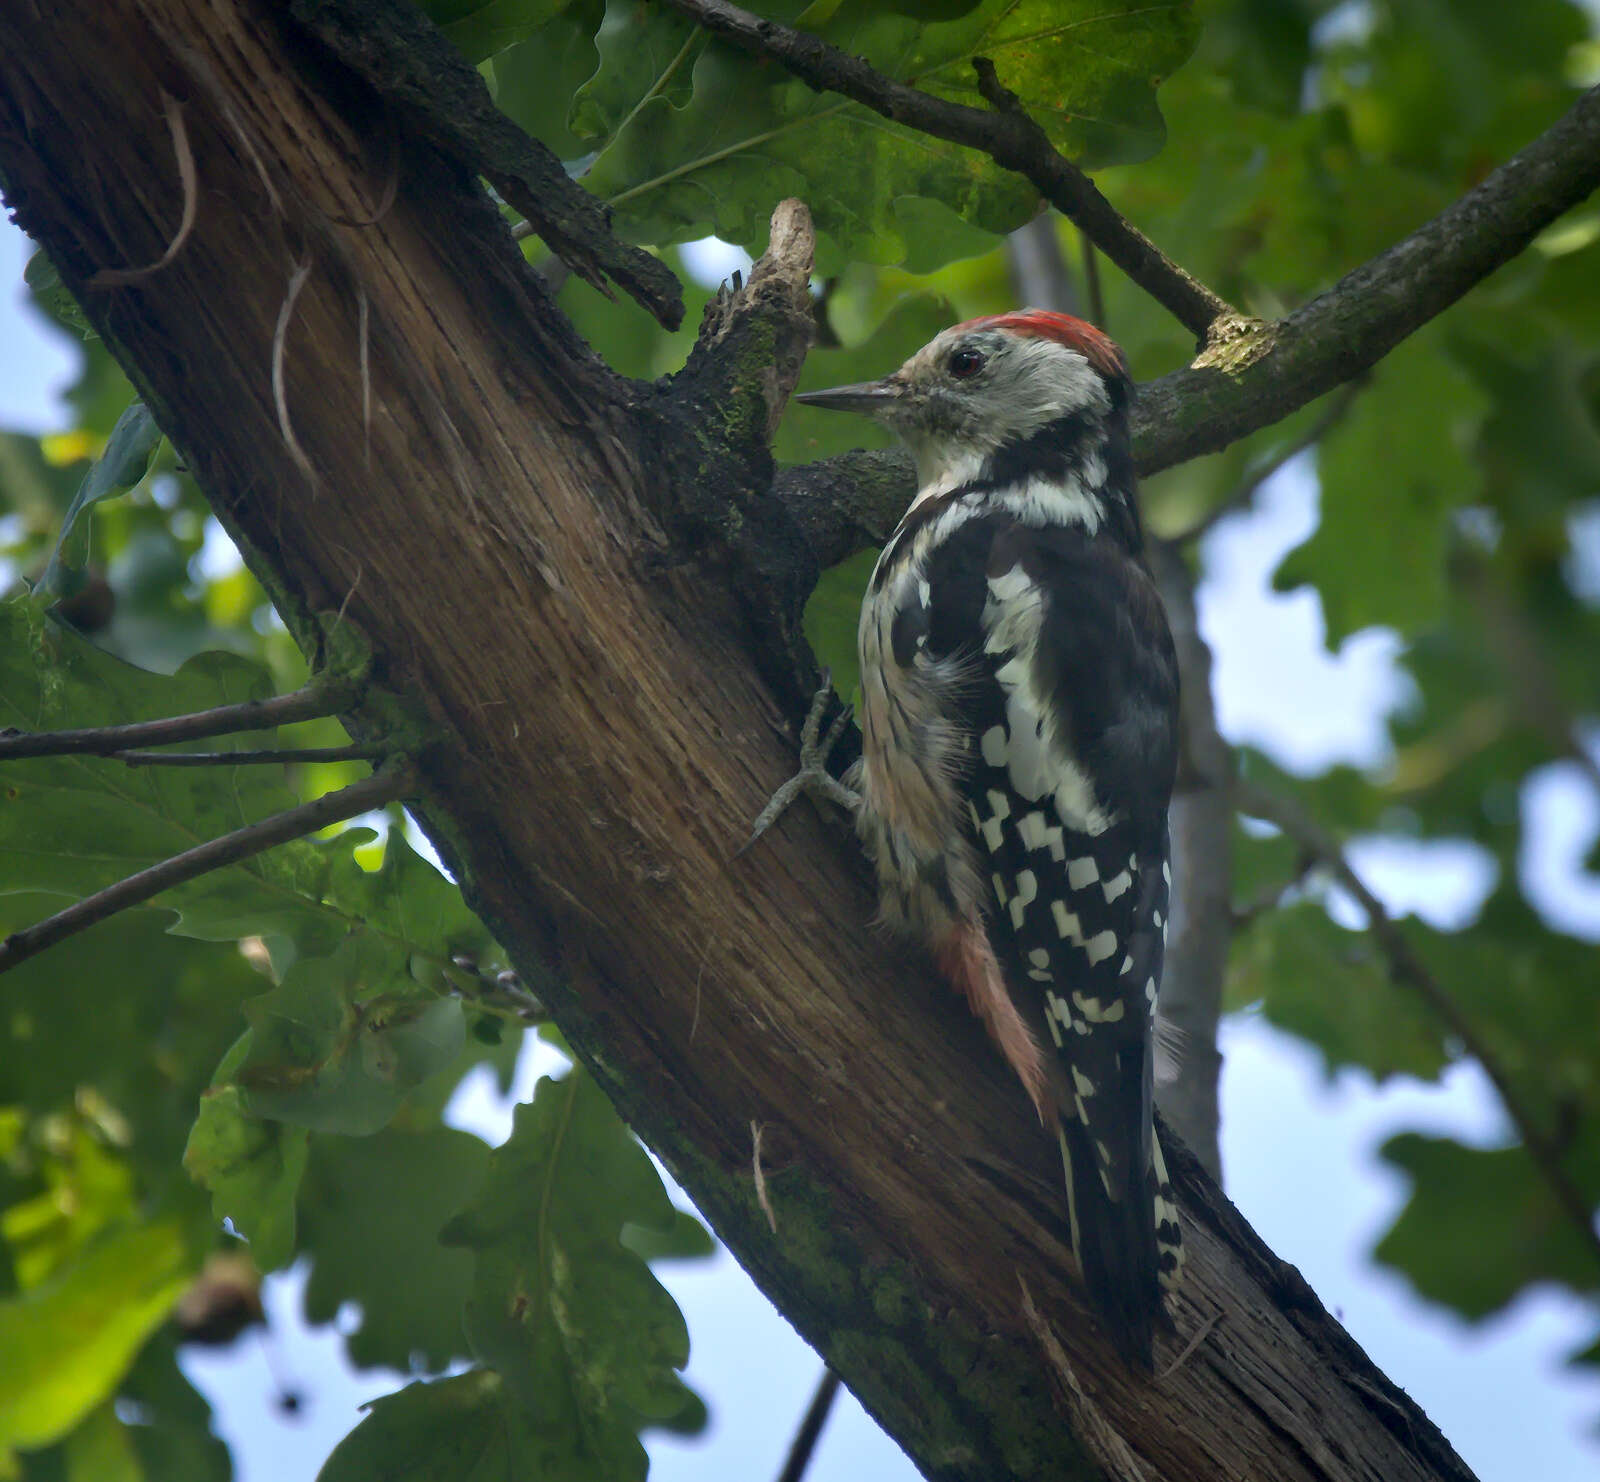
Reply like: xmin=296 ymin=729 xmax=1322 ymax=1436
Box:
xmin=318 ymin=1370 xmax=532 ymax=1482
xmin=488 ymin=1 xmax=606 ymax=161
xmin=234 ymin=934 xmax=467 ymax=1137
xmin=419 ymin=0 xmax=576 ymax=63
xmin=440 ymin=1071 xmax=701 ymax=1475
xmin=0 ymin=902 xmax=265 ymax=1185
xmin=1276 ymin=331 xmax=1490 ymax=642
xmin=1227 ymin=900 xmax=1448 ymax=1082
xmin=575 ymin=0 xmax=1199 ymax=271
xmin=1375 ymin=1130 xmax=1600 ymax=1318
xmin=183 ymin=1082 xmax=308 ymax=1272
xmin=300 ymin=1128 xmax=491 ymax=1372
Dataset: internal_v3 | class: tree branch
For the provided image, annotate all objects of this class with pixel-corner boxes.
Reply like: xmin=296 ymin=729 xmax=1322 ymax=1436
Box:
xmin=774 ymin=84 xmax=1600 ymax=574
xmin=284 ymin=0 xmax=683 ymax=328
xmin=0 ymin=676 xmax=356 ymax=759
xmin=655 ymin=0 xmax=1236 ymax=342
xmin=1234 ymin=778 xmax=1600 ymax=1279
xmin=1147 ymin=541 xmax=1230 ymax=1181
xmin=1136 ymin=84 xmax=1600 ymax=475
xmin=0 ymin=5 xmax=1491 ymax=1476
xmin=774 ymin=1368 xmax=842 ymax=1482
xmin=110 ymin=743 xmax=390 ymax=766
xmin=0 ymin=764 xmax=416 ymax=976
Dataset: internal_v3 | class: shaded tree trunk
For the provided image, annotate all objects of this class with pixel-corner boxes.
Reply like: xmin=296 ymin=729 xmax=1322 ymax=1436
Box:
xmin=0 ymin=4 xmax=1483 ymax=1480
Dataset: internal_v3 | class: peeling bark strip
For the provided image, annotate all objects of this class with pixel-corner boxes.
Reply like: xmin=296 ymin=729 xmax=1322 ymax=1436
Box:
xmin=0 ymin=4 xmax=1481 ymax=1479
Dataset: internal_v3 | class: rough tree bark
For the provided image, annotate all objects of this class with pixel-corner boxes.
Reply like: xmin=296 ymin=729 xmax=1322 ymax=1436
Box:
xmin=0 ymin=4 xmax=1525 ymax=1480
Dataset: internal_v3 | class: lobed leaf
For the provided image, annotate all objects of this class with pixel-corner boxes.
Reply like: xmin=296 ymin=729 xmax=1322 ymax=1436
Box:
xmin=439 ymin=1070 xmax=702 ymax=1476
xmin=1375 ymin=1130 xmax=1600 ymax=1318
xmin=300 ymin=1127 xmax=491 ymax=1372
xmin=501 ymin=0 xmax=1198 ymax=272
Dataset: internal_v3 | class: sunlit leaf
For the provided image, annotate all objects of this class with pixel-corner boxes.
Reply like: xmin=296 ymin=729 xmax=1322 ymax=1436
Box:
xmin=0 ymin=1220 xmax=191 ymax=1457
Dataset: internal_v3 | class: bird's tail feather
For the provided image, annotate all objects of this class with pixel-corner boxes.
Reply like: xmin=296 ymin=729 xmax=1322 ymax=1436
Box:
xmin=1057 ymin=1118 xmax=1173 ymax=1370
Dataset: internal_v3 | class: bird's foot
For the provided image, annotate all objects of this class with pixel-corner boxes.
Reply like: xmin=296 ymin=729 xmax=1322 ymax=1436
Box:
xmin=742 ymin=673 xmax=859 ymax=853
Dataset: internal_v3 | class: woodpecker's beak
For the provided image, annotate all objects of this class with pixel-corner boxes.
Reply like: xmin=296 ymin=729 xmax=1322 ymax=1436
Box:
xmin=794 ymin=378 xmax=902 ymax=416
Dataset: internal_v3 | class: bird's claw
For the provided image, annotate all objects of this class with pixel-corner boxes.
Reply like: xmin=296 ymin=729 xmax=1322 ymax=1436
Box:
xmin=741 ymin=673 xmax=860 ymax=854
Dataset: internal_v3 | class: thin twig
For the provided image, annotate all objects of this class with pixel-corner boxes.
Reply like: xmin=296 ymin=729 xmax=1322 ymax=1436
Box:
xmin=774 ymin=1368 xmax=842 ymax=1482
xmin=1080 ymin=227 xmax=1104 ymax=332
xmin=0 ymin=765 xmax=416 ymax=976
xmin=112 ymin=743 xmax=389 ymax=767
xmin=0 ymin=677 xmax=355 ymax=759
xmin=1170 ymin=382 xmax=1363 ymax=544
xmin=1234 ymin=777 xmax=1600 ymax=1277
xmin=656 ymin=0 xmax=1236 ymax=342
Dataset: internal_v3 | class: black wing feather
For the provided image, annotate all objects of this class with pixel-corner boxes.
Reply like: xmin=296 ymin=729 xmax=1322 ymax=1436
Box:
xmin=920 ymin=511 xmax=1179 ymax=1365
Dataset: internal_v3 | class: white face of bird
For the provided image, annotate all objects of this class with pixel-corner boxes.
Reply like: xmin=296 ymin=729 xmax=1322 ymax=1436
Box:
xmin=795 ymin=311 xmax=1127 ymax=493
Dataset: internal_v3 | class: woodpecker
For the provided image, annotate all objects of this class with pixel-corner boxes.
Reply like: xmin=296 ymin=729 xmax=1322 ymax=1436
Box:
xmin=791 ymin=309 xmax=1183 ymax=1366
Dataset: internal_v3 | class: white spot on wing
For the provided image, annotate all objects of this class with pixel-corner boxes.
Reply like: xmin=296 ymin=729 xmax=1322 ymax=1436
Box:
xmin=1009 ymin=869 xmax=1038 ymax=928
xmin=1101 ymin=868 xmax=1132 ymax=903
xmin=1016 ymin=811 xmax=1048 ymax=851
xmin=1051 ymin=900 xmax=1083 ymax=943
xmin=981 ymin=725 xmax=1008 ymax=768
xmin=1083 ymin=929 xmax=1117 ymax=966
xmin=1066 ymin=856 xmax=1098 ymax=890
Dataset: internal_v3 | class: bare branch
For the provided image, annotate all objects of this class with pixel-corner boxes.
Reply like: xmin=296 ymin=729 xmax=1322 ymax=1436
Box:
xmin=112 ymin=743 xmax=390 ymax=766
xmin=774 ymin=1368 xmax=842 ymax=1482
xmin=0 ymin=764 xmax=416 ymax=976
xmin=1137 ymin=85 xmax=1600 ymax=475
xmin=0 ymin=676 xmax=357 ymax=759
xmin=1234 ymin=778 xmax=1600 ymax=1279
xmin=1148 ymin=541 xmax=1231 ymax=1180
xmin=284 ymin=0 xmax=683 ymax=327
xmin=656 ymin=0 xmax=1236 ymax=342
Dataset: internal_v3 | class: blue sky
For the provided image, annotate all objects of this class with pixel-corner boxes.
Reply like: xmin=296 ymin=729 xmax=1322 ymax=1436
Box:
xmin=2 ymin=217 xmax=1596 ymax=1481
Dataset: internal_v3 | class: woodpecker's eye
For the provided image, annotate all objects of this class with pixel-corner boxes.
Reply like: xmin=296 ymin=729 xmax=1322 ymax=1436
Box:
xmin=947 ymin=347 xmax=985 ymax=380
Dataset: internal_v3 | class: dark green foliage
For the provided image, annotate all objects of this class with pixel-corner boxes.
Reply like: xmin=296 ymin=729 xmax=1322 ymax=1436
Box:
xmin=3 ymin=0 xmax=1600 ymax=1473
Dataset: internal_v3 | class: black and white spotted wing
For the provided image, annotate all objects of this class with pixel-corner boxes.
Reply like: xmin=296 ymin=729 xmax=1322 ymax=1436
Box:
xmin=918 ymin=510 xmax=1183 ymax=1353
